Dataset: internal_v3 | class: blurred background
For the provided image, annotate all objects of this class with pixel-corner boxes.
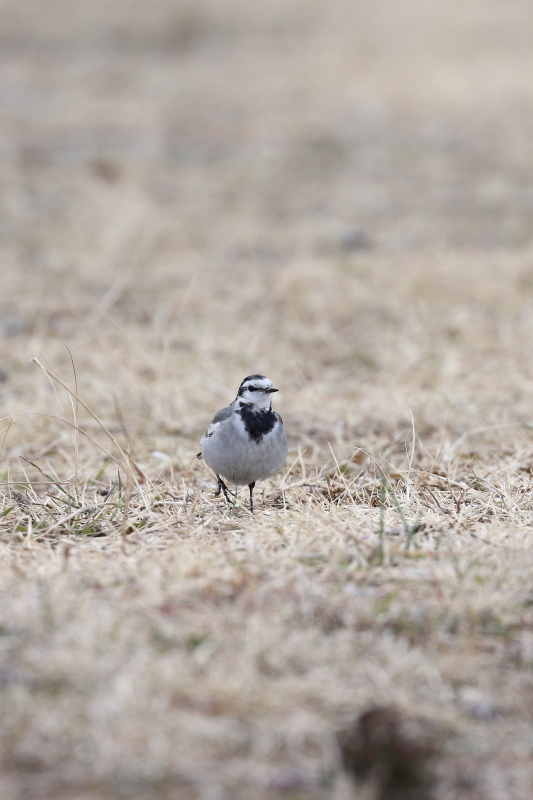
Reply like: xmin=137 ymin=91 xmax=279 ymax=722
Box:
xmin=2 ymin=5 xmax=533 ymax=799
xmin=1 ymin=0 xmax=533 ymax=452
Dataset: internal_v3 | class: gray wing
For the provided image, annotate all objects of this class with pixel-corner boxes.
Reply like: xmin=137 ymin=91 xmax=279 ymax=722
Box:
xmin=211 ymin=405 xmax=233 ymax=425
xmin=200 ymin=404 xmax=234 ymax=448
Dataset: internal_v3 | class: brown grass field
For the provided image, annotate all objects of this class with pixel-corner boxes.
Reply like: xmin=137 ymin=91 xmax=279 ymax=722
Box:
xmin=1 ymin=1 xmax=533 ymax=798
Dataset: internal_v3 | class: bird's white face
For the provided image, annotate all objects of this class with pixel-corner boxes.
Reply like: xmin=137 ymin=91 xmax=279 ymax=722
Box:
xmin=237 ymin=375 xmax=279 ymax=409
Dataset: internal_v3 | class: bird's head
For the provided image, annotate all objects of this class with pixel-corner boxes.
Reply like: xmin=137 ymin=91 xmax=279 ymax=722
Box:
xmin=237 ymin=374 xmax=279 ymax=409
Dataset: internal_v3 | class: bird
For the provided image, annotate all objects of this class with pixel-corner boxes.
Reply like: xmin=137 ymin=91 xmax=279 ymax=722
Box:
xmin=198 ymin=374 xmax=288 ymax=513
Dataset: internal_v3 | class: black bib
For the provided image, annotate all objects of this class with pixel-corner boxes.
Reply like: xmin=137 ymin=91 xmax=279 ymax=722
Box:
xmin=238 ymin=404 xmax=278 ymax=442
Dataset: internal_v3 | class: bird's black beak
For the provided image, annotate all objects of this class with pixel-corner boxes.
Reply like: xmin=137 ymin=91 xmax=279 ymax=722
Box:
xmin=266 ymin=387 xmax=279 ymax=393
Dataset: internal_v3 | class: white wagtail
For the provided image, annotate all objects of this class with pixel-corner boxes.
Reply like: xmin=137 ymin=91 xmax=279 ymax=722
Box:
xmin=198 ymin=374 xmax=288 ymax=513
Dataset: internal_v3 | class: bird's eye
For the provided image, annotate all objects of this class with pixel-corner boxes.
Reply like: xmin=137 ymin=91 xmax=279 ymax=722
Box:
xmin=247 ymin=386 xmax=258 ymax=392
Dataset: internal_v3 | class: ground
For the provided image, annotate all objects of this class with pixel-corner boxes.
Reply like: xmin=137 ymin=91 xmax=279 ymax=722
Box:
xmin=1 ymin=1 xmax=533 ymax=798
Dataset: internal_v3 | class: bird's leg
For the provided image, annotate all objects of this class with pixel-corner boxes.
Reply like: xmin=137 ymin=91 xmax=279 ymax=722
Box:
xmin=248 ymin=481 xmax=255 ymax=514
xmin=215 ymin=475 xmax=234 ymax=503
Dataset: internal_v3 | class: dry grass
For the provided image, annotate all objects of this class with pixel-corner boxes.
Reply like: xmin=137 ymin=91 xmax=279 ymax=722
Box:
xmin=1 ymin=1 xmax=533 ymax=798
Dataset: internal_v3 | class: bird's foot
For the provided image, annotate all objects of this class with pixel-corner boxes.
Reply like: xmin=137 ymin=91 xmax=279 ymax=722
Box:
xmin=215 ymin=476 xmax=235 ymax=504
